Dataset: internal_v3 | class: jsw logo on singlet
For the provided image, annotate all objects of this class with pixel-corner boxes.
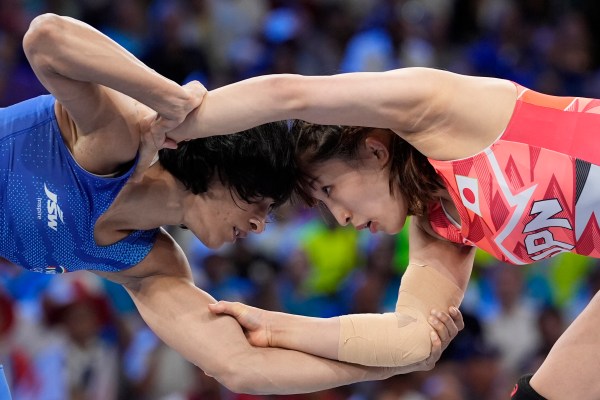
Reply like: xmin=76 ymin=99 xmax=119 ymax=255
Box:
xmin=44 ymin=184 xmax=64 ymax=231
xmin=524 ymin=198 xmax=574 ymax=260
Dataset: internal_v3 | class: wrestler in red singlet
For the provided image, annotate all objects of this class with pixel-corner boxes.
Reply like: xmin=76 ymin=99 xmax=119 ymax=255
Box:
xmin=428 ymin=84 xmax=600 ymax=264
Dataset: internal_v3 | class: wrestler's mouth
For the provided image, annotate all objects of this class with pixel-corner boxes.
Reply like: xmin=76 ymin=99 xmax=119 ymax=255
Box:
xmin=368 ymin=221 xmax=378 ymax=234
xmin=356 ymin=220 xmax=378 ymax=234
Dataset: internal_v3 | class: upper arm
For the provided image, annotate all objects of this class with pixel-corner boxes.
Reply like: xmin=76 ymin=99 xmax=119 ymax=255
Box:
xmin=23 ymin=15 xmax=141 ymax=174
xmin=23 ymin=14 xmax=139 ymax=147
xmin=269 ymin=69 xmax=515 ymax=153
xmin=267 ymin=68 xmax=476 ymax=134
xmin=408 ymin=217 xmax=475 ymax=292
xmin=95 ymin=231 xmax=255 ymax=379
xmin=24 ymin=15 xmax=106 ymax=128
xmin=268 ymin=68 xmax=465 ymax=134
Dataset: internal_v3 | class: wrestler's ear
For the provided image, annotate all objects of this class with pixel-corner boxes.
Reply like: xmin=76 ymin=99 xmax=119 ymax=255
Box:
xmin=364 ymin=132 xmax=390 ymax=166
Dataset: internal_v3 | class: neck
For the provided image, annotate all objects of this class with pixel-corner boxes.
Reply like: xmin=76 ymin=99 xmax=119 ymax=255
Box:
xmin=120 ymin=164 xmax=189 ymax=228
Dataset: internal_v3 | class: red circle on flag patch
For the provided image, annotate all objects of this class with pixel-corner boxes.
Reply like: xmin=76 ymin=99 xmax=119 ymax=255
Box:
xmin=462 ymin=188 xmax=475 ymax=204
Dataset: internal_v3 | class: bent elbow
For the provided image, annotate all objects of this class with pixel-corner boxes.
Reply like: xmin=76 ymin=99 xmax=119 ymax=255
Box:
xmin=210 ymin=360 xmax=262 ymax=395
xmin=218 ymin=374 xmax=257 ymax=395
xmin=207 ymin=351 xmax=277 ymax=395
xmin=262 ymin=74 xmax=308 ymax=117
xmin=391 ymin=310 xmax=433 ymax=365
xmin=23 ymin=13 xmax=65 ymax=64
xmin=397 ymin=325 xmax=432 ymax=364
xmin=339 ymin=311 xmax=433 ymax=367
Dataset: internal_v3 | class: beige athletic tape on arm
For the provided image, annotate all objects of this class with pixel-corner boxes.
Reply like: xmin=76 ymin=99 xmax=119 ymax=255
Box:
xmin=396 ymin=264 xmax=464 ymax=316
xmin=338 ymin=264 xmax=463 ymax=367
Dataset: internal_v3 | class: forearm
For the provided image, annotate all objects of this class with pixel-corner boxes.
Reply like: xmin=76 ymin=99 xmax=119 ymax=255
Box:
xmin=230 ymin=347 xmax=401 ymax=395
xmin=23 ymin=13 xmax=186 ymax=111
xmin=168 ymin=75 xmax=297 ymax=140
xmin=234 ymin=348 xmax=431 ymax=395
xmin=267 ymin=264 xmax=466 ymax=368
xmin=172 ymin=73 xmax=371 ymax=139
xmin=269 ymin=313 xmax=340 ymax=360
xmin=268 ymin=309 xmax=434 ymax=368
xmin=125 ymin=275 xmax=403 ymax=394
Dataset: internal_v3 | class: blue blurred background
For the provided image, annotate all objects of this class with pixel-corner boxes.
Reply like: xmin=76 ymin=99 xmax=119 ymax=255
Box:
xmin=2 ymin=1 xmax=600 ymax=399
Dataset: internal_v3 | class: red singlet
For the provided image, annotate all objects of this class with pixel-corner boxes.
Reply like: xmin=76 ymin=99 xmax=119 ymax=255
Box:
xmin=428 ymin=83 xmax=600 ymax=264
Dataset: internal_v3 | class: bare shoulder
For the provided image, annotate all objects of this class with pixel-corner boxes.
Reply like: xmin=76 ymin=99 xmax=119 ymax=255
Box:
xmin=408 ymin=72 xmax=517 ymax=160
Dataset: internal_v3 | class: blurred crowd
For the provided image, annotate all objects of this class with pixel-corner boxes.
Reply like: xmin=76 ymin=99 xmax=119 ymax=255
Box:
xmin=2 ymin=0 xmax=600 ymax=399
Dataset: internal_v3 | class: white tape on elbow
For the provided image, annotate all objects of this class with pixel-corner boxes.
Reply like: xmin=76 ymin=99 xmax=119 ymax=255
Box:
xmin=338 ymin=264 xmax=463 ymax=367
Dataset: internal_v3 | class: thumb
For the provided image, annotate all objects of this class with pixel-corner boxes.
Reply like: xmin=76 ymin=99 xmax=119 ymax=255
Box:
xmin=150 ymin=117 xmax=178 ymax=149
xmin=130 ymin=114 xmax=161 ymax=183
xmin=208 ymin=301 xmax=247 ymax=318
xmin=208 ymin=302 xmax=225 ymax=314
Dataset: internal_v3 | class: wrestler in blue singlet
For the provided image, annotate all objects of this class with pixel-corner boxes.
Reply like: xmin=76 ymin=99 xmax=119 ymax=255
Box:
xmin=0 ymin=95 xmax=158 ymax=274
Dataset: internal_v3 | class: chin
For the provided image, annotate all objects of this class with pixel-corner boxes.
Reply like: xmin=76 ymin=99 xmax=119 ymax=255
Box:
xmin=387 ymin=227 xmax=402 ymax=235
xmin=386 ymin=225 xmax=403 ymax=235
xmin=200 ymin=237 xmax=225 ymax=250
xmin=190 ymin=228 xmax=223 ymax=249
xmin=389 ymin=215 xmax=408 ymax=234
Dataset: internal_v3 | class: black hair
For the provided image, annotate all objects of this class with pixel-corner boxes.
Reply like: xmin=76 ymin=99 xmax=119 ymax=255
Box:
xmin=158 ymin=121 xmax=296 ymax=208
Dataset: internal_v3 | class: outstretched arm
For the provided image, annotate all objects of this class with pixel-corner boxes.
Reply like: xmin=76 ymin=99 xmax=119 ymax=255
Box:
xmin=208 ymin=300 xmax=463 ymax=360
xmin=210 ymin=218 xmax=474 ymax=368
xmin=164 ymin=67 xmax=514 ymax=152
xmin=166 ymin=69 xmax=449 ymax=140
xmin=95 ymin=231 xmax=441 ymax=395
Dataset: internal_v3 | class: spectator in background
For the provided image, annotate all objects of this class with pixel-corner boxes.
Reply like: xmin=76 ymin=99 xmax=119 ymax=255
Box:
xmin=482 ymin=264 xmax=541 ymax=380
xmin=520 ymin=305 xmax=566 ymax=375
xmin=41 ymin=274 xmax=120 ymax=400
xmin=0 ymin=292 xmax=38 ymax=400
xmin=143 ymin=1 xmax=211 ymax=86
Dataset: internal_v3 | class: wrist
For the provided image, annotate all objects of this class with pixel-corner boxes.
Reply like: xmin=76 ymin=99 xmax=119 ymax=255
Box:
xmin=267 ymin=311 xmax=287 ymax=348
xmin=149 ymin=79 xmax=188 ymax=114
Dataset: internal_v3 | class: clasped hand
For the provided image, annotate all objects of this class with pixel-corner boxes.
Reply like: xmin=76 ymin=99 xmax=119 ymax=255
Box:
xmin=131 ymin=80 xmax=205 ymax=182
xmin=150 ymin=80 xmax=206 ymax=147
